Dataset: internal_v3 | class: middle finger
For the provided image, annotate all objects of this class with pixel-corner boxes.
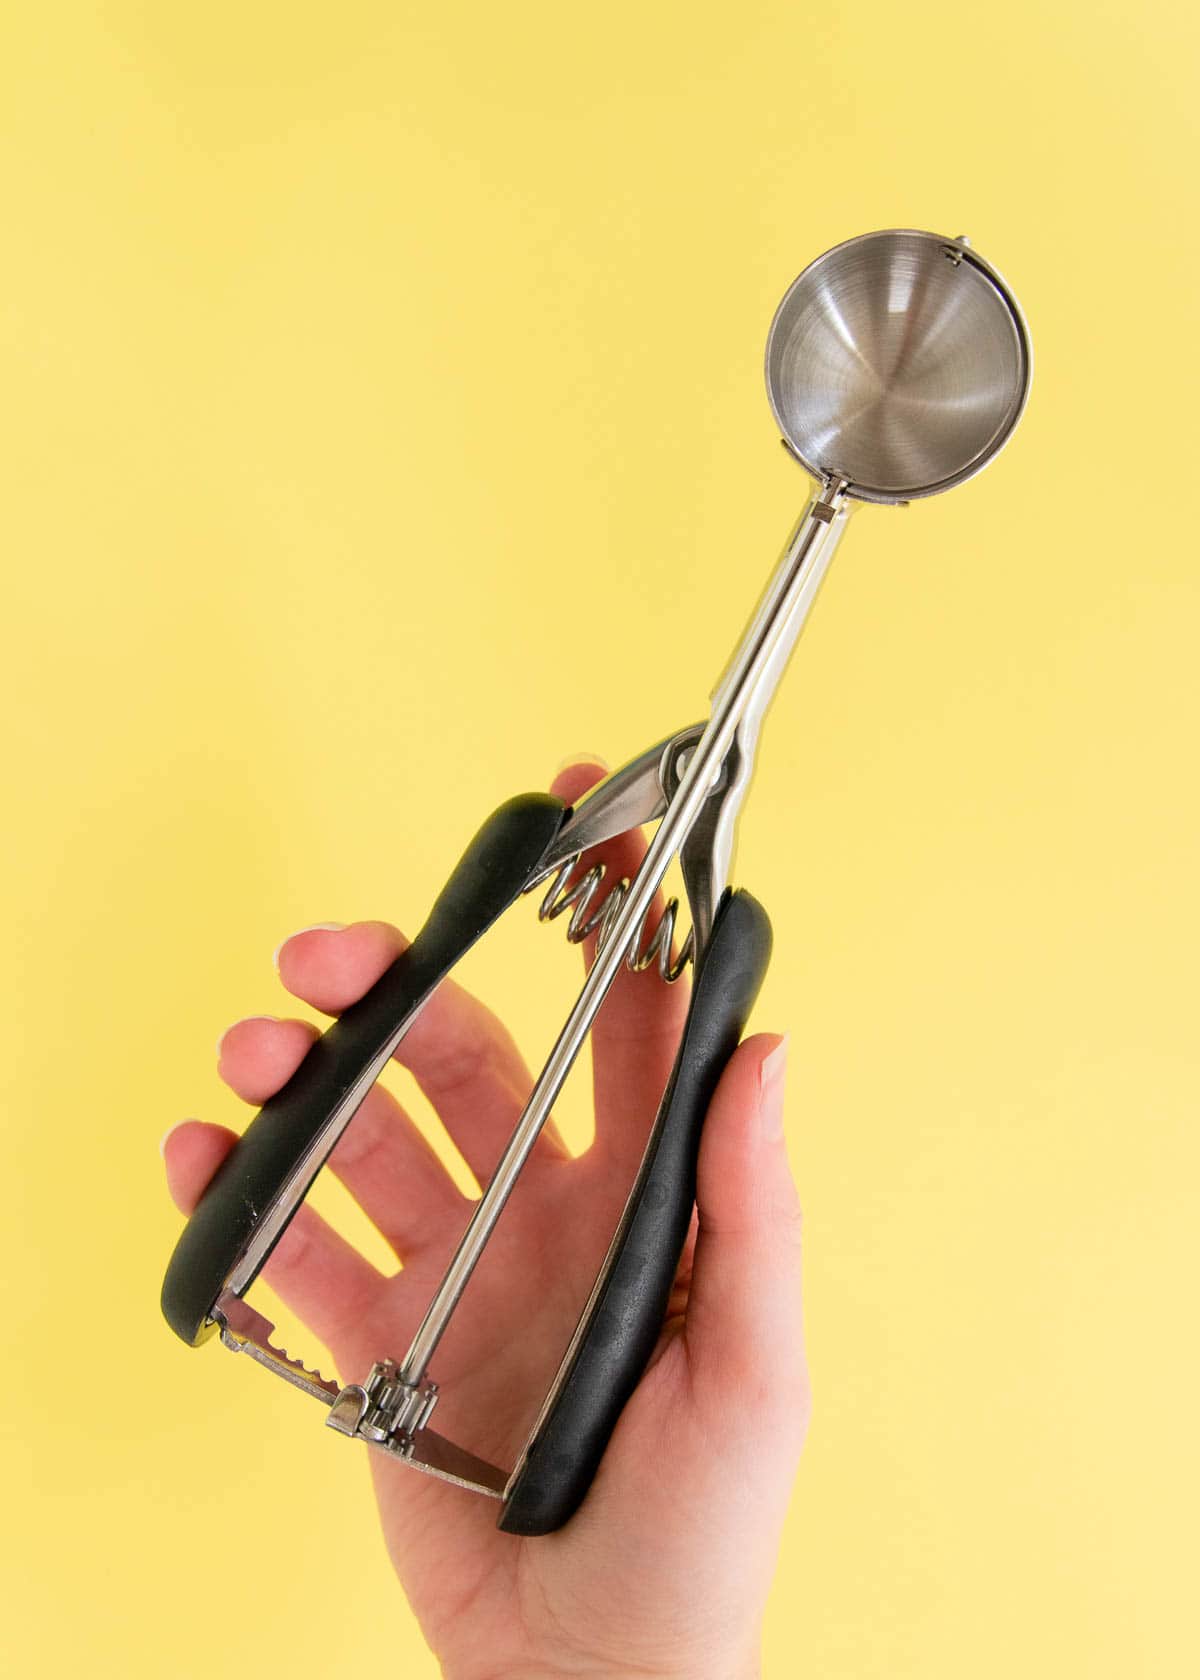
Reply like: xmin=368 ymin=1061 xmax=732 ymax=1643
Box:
xmin=218 ymin=1014 xmax=472 ymax=1258
xmin=275 ymin=921 xmax=571 ymax=1177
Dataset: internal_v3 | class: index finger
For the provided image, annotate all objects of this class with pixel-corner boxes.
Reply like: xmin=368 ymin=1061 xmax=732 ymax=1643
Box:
xmin=549 ymin=759 xmax=691 ymax=1175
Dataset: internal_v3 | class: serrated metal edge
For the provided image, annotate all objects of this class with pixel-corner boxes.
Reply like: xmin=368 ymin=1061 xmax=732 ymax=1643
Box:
xmin=211 ymin=1288 xmax=339 ymax=1404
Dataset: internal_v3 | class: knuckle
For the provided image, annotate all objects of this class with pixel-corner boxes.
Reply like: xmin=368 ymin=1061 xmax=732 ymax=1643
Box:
xmin=768 ymin=1185 xmax=804 ymax=1249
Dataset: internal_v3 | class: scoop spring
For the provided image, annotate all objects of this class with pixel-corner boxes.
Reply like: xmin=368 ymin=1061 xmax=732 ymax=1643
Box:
xmin=532 ymin=854 xmax=693 ymax=983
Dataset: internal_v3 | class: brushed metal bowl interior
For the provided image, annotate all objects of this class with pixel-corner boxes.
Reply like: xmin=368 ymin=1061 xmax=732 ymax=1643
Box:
xmin=765 ymin=230 xmax=1031 ymax=503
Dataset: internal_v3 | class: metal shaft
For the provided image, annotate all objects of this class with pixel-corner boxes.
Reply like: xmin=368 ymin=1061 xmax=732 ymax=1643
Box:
xmin=399 ymin=480 xmax=849 ymax=1385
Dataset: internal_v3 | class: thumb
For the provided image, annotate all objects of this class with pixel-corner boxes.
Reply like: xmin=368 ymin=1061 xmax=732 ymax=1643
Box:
xmin=685 ymin=1032 xmax=810 ymax=1441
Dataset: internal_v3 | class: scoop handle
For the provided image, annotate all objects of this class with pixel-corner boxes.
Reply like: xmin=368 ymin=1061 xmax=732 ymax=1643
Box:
xmin=499 ymin=887 xmax=772 ymax=1535
xmin=160 ymin=793 xmax=567 ymax=1346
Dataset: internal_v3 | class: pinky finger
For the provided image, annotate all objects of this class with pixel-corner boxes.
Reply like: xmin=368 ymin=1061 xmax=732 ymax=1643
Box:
xmin=160 ymin=1119 xmax=384 ymax=1372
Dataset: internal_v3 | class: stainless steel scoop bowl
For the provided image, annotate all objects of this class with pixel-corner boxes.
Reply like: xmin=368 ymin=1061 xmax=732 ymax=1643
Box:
xmin=765 ymin=229 xmax=1031 ymax=504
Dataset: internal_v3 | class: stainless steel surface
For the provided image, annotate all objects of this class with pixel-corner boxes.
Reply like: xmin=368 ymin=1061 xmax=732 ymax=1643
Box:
xmin=537 ymin=727 xmax=703 ymax=874
xmin=677 ymin=733 xmax=742 ymax=954
xmin=397 ymin=481 xmax=849 ymax=1389
xmin=533 ymin=705 xmax=773 ymax=984
xmin=535 ymin=854 xmax=694 ymax=982
xmin=330 ymin=1362 xmax=440 ymax=1444
xmin=530 ymin=724 xmax=708 ymax=978
xmin=212 ymin=1290 xmax=508 ymax=1494
xmin=212 ymin=1289 xmax=340 ymax=1404
xmin=325 ymin=1366 xmax=506 ymax=1495
xmin=765 ymin=231 xmax=1031 ymax=503
xmin=401 ymin=1428 xmax=508 ymax=1497
xmin=697 ymin=484 xmax=853 ymax=917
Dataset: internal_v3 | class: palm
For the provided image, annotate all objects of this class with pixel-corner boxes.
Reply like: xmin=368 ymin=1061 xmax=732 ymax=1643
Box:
xmin=334 ymin=1145 xmax=700 ymax=1678
xmin=164 ymin=763 xmax=807 ymax=1680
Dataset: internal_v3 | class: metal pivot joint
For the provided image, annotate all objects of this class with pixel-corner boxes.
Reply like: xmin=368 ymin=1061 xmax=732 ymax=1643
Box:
xmin=327 ymin=1365 xmax=439 ymax=1449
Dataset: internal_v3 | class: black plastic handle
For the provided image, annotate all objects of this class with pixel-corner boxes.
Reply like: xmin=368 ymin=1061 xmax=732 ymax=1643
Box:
xmin=500 ymin=887 xmax=773 ymax=1535
xmin=161 ymin=792 xmax=566 ymax=1346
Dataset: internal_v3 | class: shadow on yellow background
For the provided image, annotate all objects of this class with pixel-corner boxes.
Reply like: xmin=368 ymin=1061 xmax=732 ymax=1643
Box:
xmin=4 ymin=3 xmax=1197 ymax=1675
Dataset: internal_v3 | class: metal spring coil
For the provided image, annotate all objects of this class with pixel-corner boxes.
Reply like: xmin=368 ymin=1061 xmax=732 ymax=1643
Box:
xmin=532 ymin=855 xmax=693 ymax=983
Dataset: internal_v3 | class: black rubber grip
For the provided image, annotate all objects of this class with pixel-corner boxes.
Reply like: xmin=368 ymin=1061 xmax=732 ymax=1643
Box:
xmin=500 ymin=887 xmax=773 ymax=1535
xmin=161 ymin=793 xmax=566 ymax=1346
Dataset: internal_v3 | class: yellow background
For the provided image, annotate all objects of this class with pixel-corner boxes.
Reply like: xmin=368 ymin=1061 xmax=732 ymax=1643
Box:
xmin=3 ymin=3 xmax=1197 ymax=1675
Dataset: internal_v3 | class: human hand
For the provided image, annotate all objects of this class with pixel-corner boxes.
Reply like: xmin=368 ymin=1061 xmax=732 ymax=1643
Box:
xmin=161 ymin=759 xmax=810 ymax=1680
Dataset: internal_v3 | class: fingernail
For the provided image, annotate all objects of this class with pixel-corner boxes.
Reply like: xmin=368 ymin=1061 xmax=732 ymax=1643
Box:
xmin=160 ymin=1120 xmax=187 ymax=1156
xmin=216 ymin=1015 xmax=277 ymax=1059
xmin=273 ymin=922 xmax=345 ymax=969
xmin=554 ymin=751 xmax=609 ymax=775
xmin=758 ymin=1035 xmax=789 ymax=1139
